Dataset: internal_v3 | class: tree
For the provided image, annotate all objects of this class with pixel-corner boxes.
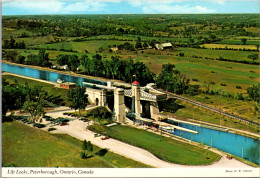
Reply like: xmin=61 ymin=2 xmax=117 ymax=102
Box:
xmin=22 ymin=86 xmax=47 ymax=122
xmin=156 ymin=63 xmax=189 ymax=94
xmin=135 ymin=42 xmax=142 ymax=49
xmin=67 ymin=86 xmax=88 ymax=115
xmin=87 ymin=141 xmax=93 ymax=155
xmin=38 ymin=49 xmax=50 ymax=67
xmin=246 ymin=84 xmax=260 ymax=103
xmin=17 ymin=55 xmax=25 ymax=64
xmin=241 ymin=38 xmax=247 ymax=45
xmin=247 ymin=54 xmax=258 ymax=61
xmin=82 ymin=140 xmax=88 ymax=152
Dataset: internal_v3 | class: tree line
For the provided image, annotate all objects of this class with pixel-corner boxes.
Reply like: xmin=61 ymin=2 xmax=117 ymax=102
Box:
xmin=57 ymin=54 xmax=155 ymax=86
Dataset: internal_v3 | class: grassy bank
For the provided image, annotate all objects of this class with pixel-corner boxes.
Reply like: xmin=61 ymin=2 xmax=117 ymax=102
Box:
xmin=88 ymin=124 xmax=220 ymax=165
xmin=2 ymin=121 xmax=151 ymax=168
xmin=163 ymin=99 xmax=259 ymax=134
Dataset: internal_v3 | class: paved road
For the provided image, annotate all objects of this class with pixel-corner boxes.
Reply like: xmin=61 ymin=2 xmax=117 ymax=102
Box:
xmin=158 ymin=89 xmax=259 ymax=127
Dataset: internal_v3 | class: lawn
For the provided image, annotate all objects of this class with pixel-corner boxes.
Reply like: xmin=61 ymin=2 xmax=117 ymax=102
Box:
xmin=2 ymin=121 xmax=151 ymax=168
xmin=88 ymin=124 xmax=221 ymax=165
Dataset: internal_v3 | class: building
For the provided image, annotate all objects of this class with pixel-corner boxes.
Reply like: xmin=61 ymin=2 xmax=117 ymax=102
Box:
xmin=155 ymin=43 xmax=172 ymax=50
xmin=60 ymin=82 xmax=76 ymax=89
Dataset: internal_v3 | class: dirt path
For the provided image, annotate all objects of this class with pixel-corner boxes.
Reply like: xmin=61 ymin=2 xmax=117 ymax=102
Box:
xmin=43 ymin=109 xmax=251 ymax=168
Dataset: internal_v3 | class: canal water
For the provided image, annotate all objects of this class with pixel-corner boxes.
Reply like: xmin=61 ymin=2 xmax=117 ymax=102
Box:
xmin=2 ymin=63 xmax=106 ymax=86
xmin=166 ymin=120 xmax=259 ymax=165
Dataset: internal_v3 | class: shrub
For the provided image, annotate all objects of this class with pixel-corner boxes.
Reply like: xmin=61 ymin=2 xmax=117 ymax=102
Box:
xmin=192 ymin=78 xmax=199 ymax=82
xmin=95 ymin=148 xmax=108 ymax=156
xmin=236 ymin=85 xmax=242 ymax=89
xmin=179 ymin=52 xmax=184 ymax=57
xmin=220 ymin=83 xmax=226 ymax=86
xmin=210 ymin=81 xmax=215 ymax=85
xmin=80 ymin=152 xmax=86 ymax=159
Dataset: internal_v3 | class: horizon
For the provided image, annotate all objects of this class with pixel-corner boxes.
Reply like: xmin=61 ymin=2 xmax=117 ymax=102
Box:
xmin=2 ymin=0 xmax=259 ymax=15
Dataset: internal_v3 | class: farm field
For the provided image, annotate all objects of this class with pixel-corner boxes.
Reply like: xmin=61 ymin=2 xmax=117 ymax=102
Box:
xmin=2 ymin=121 xmax=151 ymax=168
xmin=88 ymin=124 xmax=221 ymax=165
xmin=202 ymin=43 xmax=257 ymax=50
xmin=34 ymin=40 xmax=136 ymax=54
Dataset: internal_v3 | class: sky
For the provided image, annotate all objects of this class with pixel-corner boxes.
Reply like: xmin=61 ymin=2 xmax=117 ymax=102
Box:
xmin=2 ymin=0 xmax=259 ymax=15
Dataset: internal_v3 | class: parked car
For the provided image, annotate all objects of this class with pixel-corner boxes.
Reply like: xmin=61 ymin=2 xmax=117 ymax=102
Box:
xmin=101 ymin=136 xmax=109 ymax=140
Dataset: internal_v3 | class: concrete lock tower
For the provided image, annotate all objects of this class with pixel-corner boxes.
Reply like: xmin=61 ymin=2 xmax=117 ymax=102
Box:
xmin=114 ymin=88 xmax=126 ymax=122
xmin=131 ymin=81 xmax=142 ymax=114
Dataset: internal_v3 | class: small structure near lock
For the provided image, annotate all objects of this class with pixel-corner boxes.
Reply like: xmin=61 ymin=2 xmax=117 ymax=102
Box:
xmin=59 ymin=82 xmax=76 ymax=89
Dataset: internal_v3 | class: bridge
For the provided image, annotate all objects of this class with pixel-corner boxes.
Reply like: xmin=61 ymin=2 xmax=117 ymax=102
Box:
xmin=124 ymin=88 xmax=157 ymax=102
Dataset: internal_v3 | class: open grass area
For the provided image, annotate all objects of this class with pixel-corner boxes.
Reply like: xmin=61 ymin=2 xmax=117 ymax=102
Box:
xmin=34 ymin=40 xmax=135 ymax=53
xmin=88 ymin=124 xmax=221 ymax=165
xmin=2 ymin=121 xmax=151 ymax=168
xmin=2 ymin=74 xmax=70 ymax=106
xmin=183 ymin=94 xmax=259 ymax=122
xmin=168 ymin=99 xmax=259 ymax=134
xmin=178 ymin=47 xmax=259 ymax=63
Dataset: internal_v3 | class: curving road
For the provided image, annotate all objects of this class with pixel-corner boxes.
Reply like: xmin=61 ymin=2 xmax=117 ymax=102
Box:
xmin=42 ymin=108 xmax=251 ymax=168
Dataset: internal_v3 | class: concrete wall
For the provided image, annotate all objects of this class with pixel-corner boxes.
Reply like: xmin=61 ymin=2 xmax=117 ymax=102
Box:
xmin=114 ymin=88 xmax=126 ymax=123
xmin=86 ymin=88 xmax=107 ymax=106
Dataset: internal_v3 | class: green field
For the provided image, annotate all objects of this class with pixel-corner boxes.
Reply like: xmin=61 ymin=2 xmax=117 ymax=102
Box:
xmin=34 ymin=40 xmax=135 ymax=53
xmin=88 ymin=124 xmax=220 ymax=165
xmin=178 ymin=47 xmax=259 ymax=62
xmin=2 ymin=121 xmax=151 ymax=168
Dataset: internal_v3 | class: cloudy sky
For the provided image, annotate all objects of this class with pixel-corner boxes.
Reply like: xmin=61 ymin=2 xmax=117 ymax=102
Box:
xmin=2 ymin=0 xmax=259 ymax=15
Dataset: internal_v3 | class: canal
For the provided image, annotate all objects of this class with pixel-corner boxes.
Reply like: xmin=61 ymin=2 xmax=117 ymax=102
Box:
xmin=165 ymin=120 xmax=259 ymax=165
xmin=2 ymin=63 xmax=107 ymax=86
